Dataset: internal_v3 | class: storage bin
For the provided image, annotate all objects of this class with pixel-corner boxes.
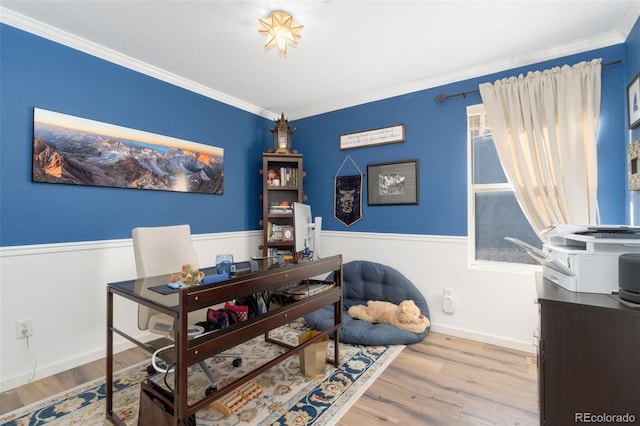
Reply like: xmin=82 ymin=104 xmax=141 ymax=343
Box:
xmin=298 ymin=330 xmax=328 ymax=379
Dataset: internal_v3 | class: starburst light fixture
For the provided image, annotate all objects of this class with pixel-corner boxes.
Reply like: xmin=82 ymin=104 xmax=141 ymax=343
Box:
xmin=258 ymin=10 xmax=303 ymax=55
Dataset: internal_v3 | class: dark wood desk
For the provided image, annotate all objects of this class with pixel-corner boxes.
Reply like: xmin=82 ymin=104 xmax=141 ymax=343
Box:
xmin=106 ymin=255 xmax=343 ymax=425
xmin=536 ymin=278 xmax=640 ymax=425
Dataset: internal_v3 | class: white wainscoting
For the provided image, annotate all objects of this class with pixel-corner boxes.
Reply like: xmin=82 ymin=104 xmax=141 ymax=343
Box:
xmin=0 ymin=231 xmax=264 ymax=391
xmin=0 ymin=230 xmax=538 ymax=391
xmin=319 ymin=231 xmax=539 ymax=352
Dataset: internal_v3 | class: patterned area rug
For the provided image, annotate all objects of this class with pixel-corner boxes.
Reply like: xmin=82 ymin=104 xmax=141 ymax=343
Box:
xmin=1 ymin=319 xmax=403 ymax=425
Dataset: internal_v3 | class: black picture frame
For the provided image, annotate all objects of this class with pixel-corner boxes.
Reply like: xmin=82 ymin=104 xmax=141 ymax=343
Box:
xmin=628 ymin=72 xmax=640 ymax=129
xmin=367 ymin=159 xmax=419 ymax=206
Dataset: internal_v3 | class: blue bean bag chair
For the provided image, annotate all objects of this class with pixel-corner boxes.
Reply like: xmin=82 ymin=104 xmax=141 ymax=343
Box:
xmin=304 ymin=260 xmax=430 ymax=345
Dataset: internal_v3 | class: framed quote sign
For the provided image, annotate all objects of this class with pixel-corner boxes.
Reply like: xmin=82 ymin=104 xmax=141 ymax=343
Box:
xmin=340 ymin=124 xmax=405 ymax=150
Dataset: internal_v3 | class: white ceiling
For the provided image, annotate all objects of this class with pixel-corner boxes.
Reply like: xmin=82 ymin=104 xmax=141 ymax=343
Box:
xmin=1 ymin=1 xmax=639 ymax=120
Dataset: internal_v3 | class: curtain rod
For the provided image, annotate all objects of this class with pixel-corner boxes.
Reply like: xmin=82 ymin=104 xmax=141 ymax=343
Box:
xmin=433 ymin=59 xmax=622 ymax=103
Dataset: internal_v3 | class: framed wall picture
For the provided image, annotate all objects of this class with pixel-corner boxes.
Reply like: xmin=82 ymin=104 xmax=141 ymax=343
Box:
xmin=367 ymin=159 xmax=418 ymax=205
xmin=32 ymin=108 xmax=224 ymax=194
xmin=628 ymin=139 xmax=640 ymax=191
xmin=628 ymin=72 xmax=640 ymax=129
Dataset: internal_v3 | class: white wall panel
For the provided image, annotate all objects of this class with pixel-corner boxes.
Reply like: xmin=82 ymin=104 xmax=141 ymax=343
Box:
xmin=0 ymin=231 xmax=263 ymax=391
xmin=319 ymin=231 xmax=538 ymax=352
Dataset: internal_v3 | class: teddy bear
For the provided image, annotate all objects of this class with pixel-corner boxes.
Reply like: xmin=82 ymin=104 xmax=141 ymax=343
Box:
xmin=347 ymin=299 xmax=430 ymax=334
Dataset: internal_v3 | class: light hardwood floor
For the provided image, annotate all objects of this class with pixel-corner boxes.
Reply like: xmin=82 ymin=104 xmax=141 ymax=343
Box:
xmin=1 ymin=332 xmax=539 ymax=425
xmin=339 ymin=332 xmax=539 ymax=425
xmin=0 ymin=346 xmax=150 ymax=415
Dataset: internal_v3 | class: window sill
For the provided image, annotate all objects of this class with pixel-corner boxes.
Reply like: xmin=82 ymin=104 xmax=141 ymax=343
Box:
xmin=468 ymin=259 xmax=542 ymax=274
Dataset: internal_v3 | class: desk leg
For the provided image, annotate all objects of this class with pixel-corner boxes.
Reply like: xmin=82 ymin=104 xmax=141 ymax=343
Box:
xmin=106 ymin=289 xmax=114 ymax=419
xmin=333 ymin=300 xmax=341 ymax=366
xmin=175 ymin=309 xmax=188 ymax=425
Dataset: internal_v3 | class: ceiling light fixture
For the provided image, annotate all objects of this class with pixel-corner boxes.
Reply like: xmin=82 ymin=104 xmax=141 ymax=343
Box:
xmin=258 ymin=10 xmax=303 ymax=55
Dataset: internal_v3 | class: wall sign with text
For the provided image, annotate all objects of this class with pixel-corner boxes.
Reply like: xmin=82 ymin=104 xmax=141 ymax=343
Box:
xmin=339 ymin=124 xmax=405 ymax=150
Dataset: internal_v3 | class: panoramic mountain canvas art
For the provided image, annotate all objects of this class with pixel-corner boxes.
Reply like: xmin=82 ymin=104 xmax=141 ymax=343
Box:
xmin=32 ymin=108 xmax=224 ymax=194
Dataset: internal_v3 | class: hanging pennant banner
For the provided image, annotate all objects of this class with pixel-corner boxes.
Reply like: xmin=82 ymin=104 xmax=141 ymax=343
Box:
xmin=334 ymin=174 xmax=363 ymax=226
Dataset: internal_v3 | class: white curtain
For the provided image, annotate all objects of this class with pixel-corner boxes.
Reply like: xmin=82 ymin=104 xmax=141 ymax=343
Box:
xmin=478 ymin=59 xmax=601 ymax=241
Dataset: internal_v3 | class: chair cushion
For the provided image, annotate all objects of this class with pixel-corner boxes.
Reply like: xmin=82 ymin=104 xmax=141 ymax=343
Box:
xmin=304 ymin=260 xmax=430 ymax=345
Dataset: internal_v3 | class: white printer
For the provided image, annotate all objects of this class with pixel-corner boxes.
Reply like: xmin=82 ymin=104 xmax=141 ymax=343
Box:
xmin=508 ymin=225 xmax=640 ymax=294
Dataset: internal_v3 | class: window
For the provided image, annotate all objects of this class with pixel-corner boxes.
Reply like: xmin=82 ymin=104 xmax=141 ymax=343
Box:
xmin=467 ymin=104 xmax=541 ymax=266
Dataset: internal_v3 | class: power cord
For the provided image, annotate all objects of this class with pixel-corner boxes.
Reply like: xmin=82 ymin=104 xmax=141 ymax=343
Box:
xmin=164 ymin=364 xmax=175 ymax=394
xmin=151 ymin=344 xmax=175 ymax=374
xmin=25 ymin=335 xmax=37 ymax=382
xmin=151 ymin=344 xmax=177 ymax=393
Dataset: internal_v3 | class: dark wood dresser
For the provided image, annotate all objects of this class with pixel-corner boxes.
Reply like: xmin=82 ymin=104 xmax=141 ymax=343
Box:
xmin=536 ymin=277 xmax=640 ymax=425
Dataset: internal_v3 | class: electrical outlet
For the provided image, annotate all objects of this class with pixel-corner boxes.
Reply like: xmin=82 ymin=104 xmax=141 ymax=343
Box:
xmin=16 ymin=319 xmax=33 ymax=339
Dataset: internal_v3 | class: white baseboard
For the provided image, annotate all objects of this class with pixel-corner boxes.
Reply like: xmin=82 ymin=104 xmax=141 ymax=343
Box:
xmin=0 ymin=333 xmax=155 ymax=392
xmin=430 ymin=322 xmax=536 ymax=354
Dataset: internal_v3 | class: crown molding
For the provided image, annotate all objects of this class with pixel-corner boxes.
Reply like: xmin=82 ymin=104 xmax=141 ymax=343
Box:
xmin=2 ymin=5 xmax=636 ymax=121
xmin=619 ymin=3 xmax=640 ymax=37
xmin=0 ymin=7 xmax=276 ymax=119
xmin=291 ymin=29 xmax=628 ymax=119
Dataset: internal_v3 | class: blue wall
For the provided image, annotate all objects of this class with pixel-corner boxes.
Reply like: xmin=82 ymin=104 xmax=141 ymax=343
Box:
xmin=626 ymin=18 xmax=640 ymax=141
xmin=0 ymin=24 xmax=271 ymax=246
xmin=1 ymin=21 xmax=636 ymax=247
xmin=295 ymin=46 xmax=628 ymax=236
xmin=625 ymin=18 xmax=640 ymax=224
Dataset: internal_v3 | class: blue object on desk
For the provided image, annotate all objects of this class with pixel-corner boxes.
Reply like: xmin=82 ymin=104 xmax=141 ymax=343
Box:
xmin=149 ymin=273 xmax=230 ymax=295
xmin=149 ymin=284 xmax=179 ymax=295
xmin=202 ymin=272 xmax=230 ymax=285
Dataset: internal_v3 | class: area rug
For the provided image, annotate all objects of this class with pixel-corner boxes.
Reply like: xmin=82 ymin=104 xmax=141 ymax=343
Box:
xmin=1 ymin=319 xmax=403 ymax=425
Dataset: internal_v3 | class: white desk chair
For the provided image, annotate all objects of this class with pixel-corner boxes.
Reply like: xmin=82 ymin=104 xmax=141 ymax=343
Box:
xmin=132 ymin=224 xmax=210 ymax=333
xmin=132 ymin=224 xmax=218 ymax=392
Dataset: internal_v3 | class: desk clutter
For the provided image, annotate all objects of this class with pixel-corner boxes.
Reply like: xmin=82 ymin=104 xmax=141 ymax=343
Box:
xmin=209 ymin=381 xmax=263 ymax=416
xmin=149 ymin=272 xmax=231 ymax=294
xmin=205 ymin=302 xmax=249 ymax=329
xmin=270 ymin=279 xmax=335 ymax=306
xmin=193 ymin=301 xmax=250 ymax=331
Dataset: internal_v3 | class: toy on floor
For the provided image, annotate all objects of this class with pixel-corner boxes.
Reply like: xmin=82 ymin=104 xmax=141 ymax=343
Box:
xmin=210 ymin=381 xmax=263 ymax=416
xmin=348 ymin=299 xmax=430 ymax=334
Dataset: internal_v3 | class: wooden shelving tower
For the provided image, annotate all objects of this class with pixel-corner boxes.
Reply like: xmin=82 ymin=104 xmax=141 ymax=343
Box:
xmin=259 ymin=153 xmax=305 ymax=261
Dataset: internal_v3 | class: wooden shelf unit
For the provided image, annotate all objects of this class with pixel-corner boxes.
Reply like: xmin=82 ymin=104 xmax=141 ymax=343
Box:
xmin=260 ymin=153 xmax=304 ymax=260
